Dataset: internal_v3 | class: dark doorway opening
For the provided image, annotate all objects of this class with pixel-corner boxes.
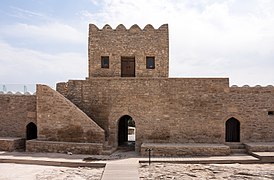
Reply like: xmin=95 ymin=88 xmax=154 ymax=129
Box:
xmin=121 ymin=57 xmax=135 ymax=77
xmin=225 ymin=118 xmax=240 ymax=142
xmin=118 ymin=115 xmax=135 ymax=149
xmin=26 ymin=122 xmax=37 ymax=140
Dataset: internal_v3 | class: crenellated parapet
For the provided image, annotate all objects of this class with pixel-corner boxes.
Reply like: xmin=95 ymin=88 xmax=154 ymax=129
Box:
xmin=89 ymin=23 xmax=168 ymax=33
xmin=231 ymin=84 xmax=274 ymax=88
xmin=0 ymin=91 xmax=36 ymax=95
xmin=230 ymin=84 xmax=274 ymax=93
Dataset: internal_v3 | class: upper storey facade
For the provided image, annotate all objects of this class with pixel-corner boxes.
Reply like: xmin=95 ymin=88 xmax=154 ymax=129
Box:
xmin=88 ymin=24 xmax=169 ymax=78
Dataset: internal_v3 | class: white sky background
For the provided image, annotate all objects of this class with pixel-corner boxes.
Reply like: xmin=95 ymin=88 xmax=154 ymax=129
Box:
xmin=0 ymin=0 xmax=274 ymax=90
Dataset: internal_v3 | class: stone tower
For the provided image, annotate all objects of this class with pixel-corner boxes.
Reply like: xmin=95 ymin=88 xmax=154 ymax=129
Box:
xmin=88 ymin=24 xmax=169 ymax=78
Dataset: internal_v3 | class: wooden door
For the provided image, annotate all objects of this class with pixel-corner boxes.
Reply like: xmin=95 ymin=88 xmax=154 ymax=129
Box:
xmin=121 ymin=57 xmax=135 ymax=77
xmin=225 ymin=118 xmax=240 ymax=142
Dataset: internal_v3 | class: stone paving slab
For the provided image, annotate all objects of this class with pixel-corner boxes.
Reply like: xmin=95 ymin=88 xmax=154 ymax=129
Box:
xmin=244 ymin=142 xmax=274 ymax=153
xmin=101 ymin=158 xmax=139 ymax=180
xmin=252 ymin=151 xmax=274 ymax=156
xmin=0 ymin=151 xmax=106 ymax=168
xmin=1 ymin=151 xmax=272 ymax=180
xmin=251 ymin=151 xmax=274 ymax=162
xmin=139 ymin=155 xmax=260 ymax=164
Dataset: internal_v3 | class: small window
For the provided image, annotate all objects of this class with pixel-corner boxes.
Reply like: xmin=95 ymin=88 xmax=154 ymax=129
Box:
xmin=146 ymin=57 xmax=155 ymax=69
xmin=101 ymin=56 xmax=109 ymax=68
xmin=268 ymin=111 xmax=274 ymax=116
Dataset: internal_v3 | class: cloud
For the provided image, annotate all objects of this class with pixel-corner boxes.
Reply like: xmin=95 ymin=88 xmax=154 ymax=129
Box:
xmin=1 ymin=0 xmax=274 ymax=87
xmin=0 ymin=22 xmax=86 ymax=44
xmin=8 ymin=6 xmax=45 ymax=19
xmin=0 ymin=40 xmax=87 ymax=87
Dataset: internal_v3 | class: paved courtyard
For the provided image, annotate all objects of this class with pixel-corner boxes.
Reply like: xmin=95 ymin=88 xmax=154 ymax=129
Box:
xmin=1 ymin=162 xmax=274 ymax=179
xmin=1 ymin=150 xmax=274 ymax=179
xmin=0 ymin=163 xmax=104 ymax=180
xmin=139 ymin=163 xmax=274 ymax=179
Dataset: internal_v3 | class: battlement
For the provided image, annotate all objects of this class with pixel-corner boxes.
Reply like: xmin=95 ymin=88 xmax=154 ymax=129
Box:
xmin=89 ymin=24 xmax=168 ymax=33
xmin=88 ymin=23 xmax=169 ymax=78
xmin=0 ymin=91 xmax=36 ymax=95
xmin=231 ymin=85 xmax=274 ymax=88
xmin=230 ymin=85 xmax=274 ymax=93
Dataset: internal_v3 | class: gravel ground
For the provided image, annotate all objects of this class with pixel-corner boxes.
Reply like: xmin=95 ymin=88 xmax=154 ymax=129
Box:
xmin=0 ymin=163 xmax=104 ymax=180
xmin=139 ymin=163 xmax=274 ymax=179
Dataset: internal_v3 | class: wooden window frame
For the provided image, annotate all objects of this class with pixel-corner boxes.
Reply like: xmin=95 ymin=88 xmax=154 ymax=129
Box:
xmin=101 ymin=56 xmax=109 ymax=68
xmin=146 ymin=56 xmax=155 ymax=69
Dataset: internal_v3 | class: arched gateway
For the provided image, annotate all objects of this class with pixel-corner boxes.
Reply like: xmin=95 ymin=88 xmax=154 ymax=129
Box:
xmin=118 ymin=115 xmax=135 ymax=147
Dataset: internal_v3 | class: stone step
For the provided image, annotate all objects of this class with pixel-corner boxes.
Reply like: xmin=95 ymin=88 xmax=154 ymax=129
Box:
xmin=139 ymin=155 xmax=260 ymax=164
xmin=231 ymin=149 xmax=247 ymax=154
xmin=0 ymin=137 xmax=26 ymax=152
xmin=251 ymin=152 xmax=274 ymax=163
xmin=0 ymin=158 xmax=106 ymax=168
xmin=225 ymin=143 xmax=245 ymax=149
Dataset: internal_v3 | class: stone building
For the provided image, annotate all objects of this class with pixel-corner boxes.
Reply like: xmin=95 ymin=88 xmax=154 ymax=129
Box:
xmin=0 ymin=24 xmax=274 ymax=156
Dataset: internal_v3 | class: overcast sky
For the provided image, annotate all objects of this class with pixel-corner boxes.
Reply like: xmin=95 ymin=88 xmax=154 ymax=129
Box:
xmin=1 ymin=0 xmax=274 ymax=90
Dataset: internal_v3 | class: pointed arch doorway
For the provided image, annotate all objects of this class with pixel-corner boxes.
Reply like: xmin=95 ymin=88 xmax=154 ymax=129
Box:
xmin=225 ymin=118 xmax=240 ymax=142
xmin=26 ymin=122 xmax=37 ymax=140
xmin=118 ymin=115 xmax=135 ymax=149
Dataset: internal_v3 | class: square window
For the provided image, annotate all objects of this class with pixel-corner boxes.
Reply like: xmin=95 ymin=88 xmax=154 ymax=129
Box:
xmin=101 ymin=56 xmax=109 ymax=68
xmin=146 ymin=56 xmax=155 ymax=69
xmin=268 ymin=111 xmax=274 ymax=116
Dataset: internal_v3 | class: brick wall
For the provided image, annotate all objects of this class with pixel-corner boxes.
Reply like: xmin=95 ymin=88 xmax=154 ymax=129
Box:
xmin=88 ymin=24 xmax=169 ymax=78
xmin=26 ymin=140 xmax=103 ymax=154
xmin=36 ymin=84 xmax=105 ymax=143
xmin=0 ymin=137 xmax=26 ymax=151
xmin=57 ymin=78 xmax=274 ymax=151
xmin=228 ymin=86 xmax=274 ymax=142
xmin=141 ymin=143 xmax=230 ymax=156
xmin=56 ymin=78 xmax=225 ymax=151
xmin=0 ymin=94 xmax=36 ymax=138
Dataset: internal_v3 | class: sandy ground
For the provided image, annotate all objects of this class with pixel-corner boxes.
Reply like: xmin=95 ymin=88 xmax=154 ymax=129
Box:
xmin=139 ymin=163 xmax=274 ymax=179
xmin=0 ymin=163 xmax=104 ymax=180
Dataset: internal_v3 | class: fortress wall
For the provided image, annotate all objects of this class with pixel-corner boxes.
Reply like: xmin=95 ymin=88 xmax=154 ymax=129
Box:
xmin=88 ymin=24 xmax=169 ymax=78
xmin=0 ymin=94 xmax=36 ymax=137
xmin=57 ymin=78 xmax=274 ymax=151
xmin=36 ymin=84 xmax=104 ymax=143
xmin=57 ymin=78 xmax=230 ymax=150
xmin=227 ymin=86 xmax=274 ymax=142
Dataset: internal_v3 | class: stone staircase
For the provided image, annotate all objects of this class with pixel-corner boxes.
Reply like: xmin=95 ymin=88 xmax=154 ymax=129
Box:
xmin=226 ymin=142 xmax=247 ymax=154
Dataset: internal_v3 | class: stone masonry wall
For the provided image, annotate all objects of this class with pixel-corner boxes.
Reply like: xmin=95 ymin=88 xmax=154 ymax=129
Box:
xmin=228 ymin=86 xmax=274 ymax=142
xmin=57 ymin=78 xmax=228 ymax=151
xmin=26 ymin=140 xmax=103 ymax=154
xmin=36 ymin=84 xmax=104 ymax=143
xmin=0 ymin=137 xmax=26 ymax=151
xmin=57 ymin=79 xmax=274 ymax=152
xmin=0 ymin=94 xmax=36 ymax=137
xmin=141 ymin=143 xmax=230 ymax=156
xmin=88 ymin=24 xmax=169 ymax=78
